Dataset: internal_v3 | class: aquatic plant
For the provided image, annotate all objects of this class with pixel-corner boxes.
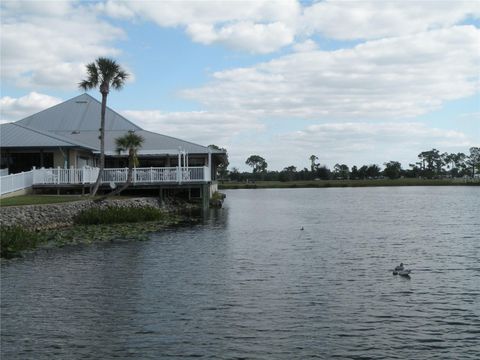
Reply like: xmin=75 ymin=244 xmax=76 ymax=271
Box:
xmin=73 ymin=206 xmax=166 ymax=225
xmin=0 ymin=226 xmax=44 ymax=258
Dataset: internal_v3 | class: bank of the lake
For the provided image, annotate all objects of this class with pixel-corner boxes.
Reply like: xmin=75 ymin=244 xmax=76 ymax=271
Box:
xmin=219 ymin=178 xmax=479 ymax=189
xmin=0 ymin=197 xmax=198 ymax=258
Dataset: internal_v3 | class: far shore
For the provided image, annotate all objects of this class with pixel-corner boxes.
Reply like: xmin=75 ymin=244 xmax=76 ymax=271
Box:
xmin=219 ymin=178 xmax=479 ymax=190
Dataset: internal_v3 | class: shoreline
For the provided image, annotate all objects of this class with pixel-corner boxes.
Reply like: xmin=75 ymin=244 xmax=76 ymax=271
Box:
xmin=219 ymin=179 xmax=479 ymax=189
xmin=0 ymin=197 xmax=201 ymax=259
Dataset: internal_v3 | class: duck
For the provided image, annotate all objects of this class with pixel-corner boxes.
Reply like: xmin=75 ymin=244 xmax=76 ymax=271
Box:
xmin=393 ymin=263 xmax=411 ymax=276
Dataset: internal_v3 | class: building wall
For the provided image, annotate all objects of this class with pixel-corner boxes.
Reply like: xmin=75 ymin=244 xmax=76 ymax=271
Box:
xmin=53 ymin=149 xmax=67 ymax=168
xmin=70 ymin=149 xmax=95 ymax=168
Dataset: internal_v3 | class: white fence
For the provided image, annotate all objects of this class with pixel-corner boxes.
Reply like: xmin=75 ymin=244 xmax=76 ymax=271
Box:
xmin=0 ymin=170 xmax=34 ymax=195
xmin=0 ymin=166 xmax=210 ymax=195
xmin=0 ymin=169 xmax=8 ymax=177
xmin=32 ymin=167 xmax=99 ymax=185
xmin=101 ymin=166 xmax=209 ymax=183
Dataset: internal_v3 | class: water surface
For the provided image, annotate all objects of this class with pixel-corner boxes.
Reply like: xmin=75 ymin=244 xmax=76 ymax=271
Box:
xmin=2 ymin=187 xmax=479 ymax=359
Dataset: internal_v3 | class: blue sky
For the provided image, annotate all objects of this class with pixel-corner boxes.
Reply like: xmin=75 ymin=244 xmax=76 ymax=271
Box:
xmin=1 ymin=0 xmax=479 ymax=170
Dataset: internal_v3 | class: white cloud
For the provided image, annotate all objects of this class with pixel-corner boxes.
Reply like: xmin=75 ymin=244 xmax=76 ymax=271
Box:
xmin=122 ymin=109 xmax=265 ymax=146
xmin=100 ymin=0 xmax=300 ymax=26
xmin=302 ymin=0 xmax=480 ymax=40
xmin=293 ymin=39 xmax=318 ymax=52
xmin=182 ymin=26 xmax=480 ymax=119
xmin=97 ymin=0 xmax=479 ymax=53
xmin=187 ymin=21 xmax=295 ymax=54
xmin=1 ymin=0 xmax=125 ymax=89
xmin=229 ymin=121 xmax=474 ymax=171
xmin=99 ymin=0 xmax=300 ymax=53
xmin=0 ymin=92 xmax=62 ymax=122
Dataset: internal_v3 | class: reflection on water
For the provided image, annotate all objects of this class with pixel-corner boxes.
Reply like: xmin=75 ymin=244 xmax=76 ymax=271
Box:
xmin=2 ymin=187 xmax=480 ymax=359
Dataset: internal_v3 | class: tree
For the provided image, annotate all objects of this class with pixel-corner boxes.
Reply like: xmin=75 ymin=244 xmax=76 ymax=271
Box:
xmin=106 ymin=131 xmax=144 ymax=197
xmin=316 ymin=165 xmax=331 ymax=180
xmin=466 ymin=147 xmax=480 ymax=177
xmin=245 ymin=155 xmax=267 ymax=174
xmin=229 ymin=167 xmax=241 ymax=181
xmin=79 ymin=57 xmax=129 ymax=196
xmin=366 ymin=164 xmax=381 ymax=179
xmin=333 ymin=163 xmax=349 ymax=179
xmin=383 ymin=161 xmax=402 ymax=179
xmin=350 ymin=165 xmax=359 ymax=180
xmin=407 ymin=163 xmax=422 ymax=178
xmin=208 ymin=144 xmax=229 ymax=180
xmin=309 ymin=155 xmax=318 ymax=172
xmin=417 ymin=149 xmax=441 ymax=178
xmin=358 ymin=165 xmax=369 ymax=179
xmin=281 ymin=165 xmax=297 ymax=181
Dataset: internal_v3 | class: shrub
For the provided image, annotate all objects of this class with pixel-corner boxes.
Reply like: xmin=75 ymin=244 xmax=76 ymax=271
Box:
xmin=74 ymin=206 xmax=165 ymax=225
xmin=1 ymin=226 xmax=44 ymax=258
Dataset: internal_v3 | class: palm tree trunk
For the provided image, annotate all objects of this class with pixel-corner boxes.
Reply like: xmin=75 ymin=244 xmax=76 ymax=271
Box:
xmin=90 ymin=92 xmax=108 ymax=196
xmin=103 ymin=161 xmax=133 ymax=198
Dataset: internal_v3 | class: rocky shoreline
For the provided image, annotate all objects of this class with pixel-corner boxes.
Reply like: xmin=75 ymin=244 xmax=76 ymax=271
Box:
xmin=0 ymin=197 xmax=192 ymax=231
xmin=1 ymin=197 xmax=201 ymax=259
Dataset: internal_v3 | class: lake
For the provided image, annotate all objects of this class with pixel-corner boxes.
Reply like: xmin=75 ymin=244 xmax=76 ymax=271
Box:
xmin=1 ymin=187 xmax=479 ymax=359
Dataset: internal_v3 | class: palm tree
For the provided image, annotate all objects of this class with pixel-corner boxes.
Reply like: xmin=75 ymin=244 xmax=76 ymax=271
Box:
xmin=309 ymin=155 xmax=318 ymax=173
xmin=79 ymin=57 xmax=129 ymax=196
xmin=106 ymin=131 xmax=144 ymax=197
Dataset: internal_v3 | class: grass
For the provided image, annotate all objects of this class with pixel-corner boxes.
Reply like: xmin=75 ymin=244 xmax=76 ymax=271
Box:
xmin=0 ymin=195 xmax=137 ymax=207
xmin=0 ymin=226 xmax=46 ymax=259
xmin=73 ymin=206 xmax=166 ymax=225
xmin=0 ymin=195 xmax=90 ymax=207
xmin=219 ymin=178 xmax=477 ymax=189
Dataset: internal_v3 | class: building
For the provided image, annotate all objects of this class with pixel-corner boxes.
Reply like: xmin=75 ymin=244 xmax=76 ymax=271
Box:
xmin=0 ymin=93 xmax=226 ymax=206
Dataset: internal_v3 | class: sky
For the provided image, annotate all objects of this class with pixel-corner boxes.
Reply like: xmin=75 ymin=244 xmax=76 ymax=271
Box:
xmin=1 ymin=0 xmax=479 ymax=171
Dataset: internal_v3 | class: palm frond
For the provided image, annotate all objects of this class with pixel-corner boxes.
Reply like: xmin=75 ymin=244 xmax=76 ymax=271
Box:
xmin=111 ymin=70 xmax=129 ymax=90
xmin=79 ymin=62 xmax=99 ymax=90
xmin=115 ymin=133 xmax=144 ymax=153
xmin=79 ymin=57 xmax=128 ymax=92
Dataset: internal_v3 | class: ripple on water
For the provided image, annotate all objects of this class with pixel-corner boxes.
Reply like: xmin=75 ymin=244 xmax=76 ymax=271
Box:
xmin=2 ymin=187 xmax=480 ymax=359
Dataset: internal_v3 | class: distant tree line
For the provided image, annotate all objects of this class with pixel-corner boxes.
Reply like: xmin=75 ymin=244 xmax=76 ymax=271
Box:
xmin=216 ymin=147 xmax=480 ymax=182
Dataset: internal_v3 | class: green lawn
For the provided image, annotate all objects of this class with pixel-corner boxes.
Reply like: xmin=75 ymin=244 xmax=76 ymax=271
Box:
xmin=0 ymin=195 xmax=92 ymax=207
xmin=219 ymin=178 xmax=476 ymax=189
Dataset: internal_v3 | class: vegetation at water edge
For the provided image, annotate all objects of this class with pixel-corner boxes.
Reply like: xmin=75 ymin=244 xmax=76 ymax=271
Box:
xmin=0 ymin=226 xmax=45 ymax=259
xmin=219 ymin=178 xmax=478 ymax=189
xmin=73 ymin=206 xmax=167 ymax=225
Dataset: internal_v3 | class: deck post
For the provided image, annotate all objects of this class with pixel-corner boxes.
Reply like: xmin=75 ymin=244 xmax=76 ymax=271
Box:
xmin=178 ymin=151 xmax=181 ymax=184
xmin=207 ymin=149 xmax=212 ymax=182
xmin=201 ymin=184 xmax=210 ymax=210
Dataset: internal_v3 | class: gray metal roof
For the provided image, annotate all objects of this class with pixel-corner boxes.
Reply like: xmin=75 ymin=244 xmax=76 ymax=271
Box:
xmin=5 ymin=93 xmax=224 ymax=155
xmin=16 ymin=93 xmax=141 ymax=132
xmin=0 ymin=122 xmax=96 ymax=149
xmin=54 ymin=129 xmax=215 ymax=155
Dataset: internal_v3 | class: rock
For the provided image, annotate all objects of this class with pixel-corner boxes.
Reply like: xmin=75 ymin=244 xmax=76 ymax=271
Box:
xmin=0 ymin=197 xmax=164 ymax=231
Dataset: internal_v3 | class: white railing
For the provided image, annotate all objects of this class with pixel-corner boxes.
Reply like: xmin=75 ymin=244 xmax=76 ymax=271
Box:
xmin=32 ymin=167 xmax=99 ymax=185
xmin=102 ymin=166 xmax=208 ymax=183
xmin=0 ymin=170 xmax=34 ymax=195
xmin=0 ymin=169 xmax=8 ymax=177
xmin=29 ymin=166 xmax=209 ymax=186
